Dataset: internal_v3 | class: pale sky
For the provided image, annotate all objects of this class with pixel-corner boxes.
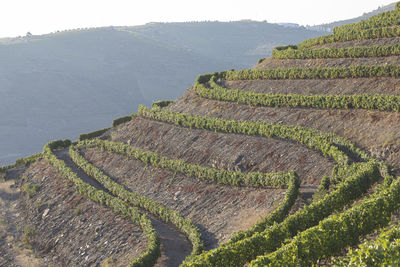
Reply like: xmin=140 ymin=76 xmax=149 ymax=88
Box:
xmin=0 ymin=0 xmax=396 ymax=38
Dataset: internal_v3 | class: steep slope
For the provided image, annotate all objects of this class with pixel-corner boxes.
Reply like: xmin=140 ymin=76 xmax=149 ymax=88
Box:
xmin=3 ymin=2 xmax=400 ymax=267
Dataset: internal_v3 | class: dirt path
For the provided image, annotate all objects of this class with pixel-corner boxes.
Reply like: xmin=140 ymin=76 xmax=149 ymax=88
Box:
xmin=54 ymin=149 xmax=192 ymax=267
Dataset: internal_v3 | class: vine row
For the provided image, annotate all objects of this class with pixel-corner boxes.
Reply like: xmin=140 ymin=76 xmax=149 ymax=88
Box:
xmin=184 ymin=161 xmax=380 ymax=266
xmin=137 ymin=106 xmax=389 ymax=266
xmin=250 ymin=173 xmax=400 ymax=266
xmin=334 ymin=223 xmax=400 ymax=266
xmin=77 ymin=139 xmax=295 ymax=189
xmin=223 ymin=65 xmax=400 ymax=80
xmin=43 ymin=140 xmax=160 ymax=266
xmin=333 ymin=3 xmax=400 ymax=36
xmin=137 ymin=105 xmax=368 ymax=165
xmin=298 ymin=26 xmax=400 ymax=49
xmin=76 ymin=139 xmax=300 ymax=249
xmin=194 ymin=73 xmax=400 ymax=112
xmin=272 ymin=43 xmax=400 ymax=59
xmin=69 ymin=144 xmax=204 ymax=260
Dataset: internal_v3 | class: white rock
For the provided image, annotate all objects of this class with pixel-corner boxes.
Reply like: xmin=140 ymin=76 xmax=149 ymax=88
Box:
xmin=174 ymin=191 xmax=181 ymax=201
xmin=42 ymin=208 xmax=49 ymax=219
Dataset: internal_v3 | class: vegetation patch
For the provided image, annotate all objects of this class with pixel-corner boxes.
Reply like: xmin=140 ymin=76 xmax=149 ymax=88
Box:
xmin=21 ymin=183 xmax=40 ymax=199
xmin=112 ymin=116 xmax=132 ymax=127
xmin=79 ymin=128 xmax=111 ymax=141
xmin=152 ymin=100 xmax=173 ymax=109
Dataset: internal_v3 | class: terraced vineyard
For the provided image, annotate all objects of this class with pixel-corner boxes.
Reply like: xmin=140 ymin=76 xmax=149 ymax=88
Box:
xmin=3 ymin=3 xmax=400 ymax=266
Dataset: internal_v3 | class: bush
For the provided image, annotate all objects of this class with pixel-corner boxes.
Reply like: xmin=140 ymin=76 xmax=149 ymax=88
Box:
xmin=21 ymin=182 xmax=40 ymax=198
xmin=112 ymin=116 xmax=132 ymax=127
xmin=152 ymin=100 xmax=173 ymax=109
xmin=79 ymin=128 xmax=110 ymax=141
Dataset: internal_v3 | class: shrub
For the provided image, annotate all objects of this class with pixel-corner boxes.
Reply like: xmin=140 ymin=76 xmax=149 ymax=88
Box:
xmin=152 ymin=100 xmax=173 ymax=109
xmin=79 ymin=128 xmax=110 ymax=141
xmin=21 ymin=183 xmax=40 ymax=198
xmin=112 ymin=116 xmax=132 ymax=127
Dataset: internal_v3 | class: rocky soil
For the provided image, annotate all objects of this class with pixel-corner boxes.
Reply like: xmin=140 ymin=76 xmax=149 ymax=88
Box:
xmin=0 ymin=167 xmax=45 ymax=267
xmin=1 ymin=159 xmax=147 ymax=267
xmin=81 ymin=147 xmax=285 ymax=249
xmin=55 ymin=149 xmax=192 ymax=267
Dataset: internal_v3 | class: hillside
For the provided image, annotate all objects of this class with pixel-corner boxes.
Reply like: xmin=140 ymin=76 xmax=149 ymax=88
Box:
xmin=0 ymin=21 xmax=322 ymax=166
xmin=3 ymin=2 xmax=400 ymax=267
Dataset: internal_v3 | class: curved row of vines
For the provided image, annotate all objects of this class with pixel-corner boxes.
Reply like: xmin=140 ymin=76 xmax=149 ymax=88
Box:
xmin=75 ymin=139 xmax=301 ymax=249
xmin=194 ymin=72 xmax=400 ymax=112
xmin=135 ymin=105 xmax=397 ymax=266
xmin=43 ymin=139 xmax=160 ymax=267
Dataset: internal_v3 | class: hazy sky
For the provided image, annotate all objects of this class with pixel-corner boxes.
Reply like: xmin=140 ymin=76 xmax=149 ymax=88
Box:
xmin=0 ymin=0 xmax=396 ymax=38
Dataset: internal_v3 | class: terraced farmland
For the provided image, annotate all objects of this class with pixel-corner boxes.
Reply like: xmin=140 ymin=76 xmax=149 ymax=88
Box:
xmin=3 ymin=2 xmax=400 ymax=266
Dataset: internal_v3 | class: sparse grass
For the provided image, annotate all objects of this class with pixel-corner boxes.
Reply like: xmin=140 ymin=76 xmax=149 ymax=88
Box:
xmin=101 ymin=257 xmax=116 ymax=267
xmin=167 ymin=171 xmax=177 ymax=188
xmin=73 ymin=205 xmax=83 ymax=216
xmin=22 ymin=225 xmax=35 ymax=248
xmin=383 ymin=135 xmax=399 ymax=148
xmin=21 ymin=183 xmax=40 ymax=198
xmin=35 ymin=200 xmax=46 ymax=212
